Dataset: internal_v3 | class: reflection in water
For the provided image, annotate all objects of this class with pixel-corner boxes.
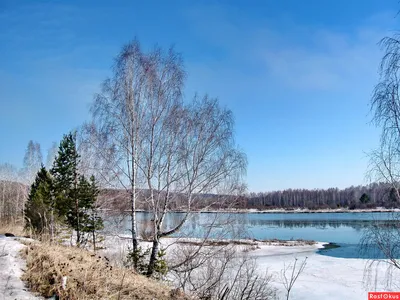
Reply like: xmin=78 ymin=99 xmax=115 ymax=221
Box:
xmin=104 ymin=212 xmax=250 ymax=240
xmin=103 ymin=212 xmax=399 ymax=259
xmin=246 ymin=219 xmax=397 ymax=230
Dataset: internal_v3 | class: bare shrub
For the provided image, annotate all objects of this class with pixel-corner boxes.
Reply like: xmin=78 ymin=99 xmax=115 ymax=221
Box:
xmin=280 ymin=257 xmax=307 ymax=300
xmin=169 ymin=244 xmax=276 ymax=300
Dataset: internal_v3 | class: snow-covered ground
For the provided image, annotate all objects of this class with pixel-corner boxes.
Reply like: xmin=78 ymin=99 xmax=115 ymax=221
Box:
xmin=100 ymin=235 xmax=399 ymax=300
xmin=253 ymin=243 xmax=398 ymax=300
xmin=2 ymin=232 xmax=396 ymax=300
xmin=0 ymin=235 xmax=41 ymax=300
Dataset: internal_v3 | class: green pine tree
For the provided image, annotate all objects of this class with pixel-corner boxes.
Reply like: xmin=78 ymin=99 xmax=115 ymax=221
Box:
xmin=25 ymin=165 xmax=53 ymax=234
xmin=359 ymin=193 xmax=370 ymax=204
xmin=77 ymin=175 xmax=104 ymax=249
xmin=86 ymin=175 xmax=104 ymax=251
xmin=51 ymin=132 xmax=103 ymax=247
xmin=51 ymin=132 xmax=82 ymax=244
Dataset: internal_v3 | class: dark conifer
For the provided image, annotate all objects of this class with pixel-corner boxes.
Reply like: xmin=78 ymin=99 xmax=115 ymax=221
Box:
xmin=25 ymin=165 xmax=53 ymax=233
xmin=51 ymin=132 xmax=83 ymax=244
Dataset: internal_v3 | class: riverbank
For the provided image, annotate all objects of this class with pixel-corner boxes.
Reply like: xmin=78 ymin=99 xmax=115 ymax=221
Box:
xmin=21 ymin=241 xmax=190 ymax=300
xmin=101 ymin=207 xmax=400 ymax=214
xmin=1 ymin=232 xmax=397 ymax=300
xmin=187 ymin=207 xmax=400 ymax=214
xmin=99 ymin=235 xmax=398 ymax=300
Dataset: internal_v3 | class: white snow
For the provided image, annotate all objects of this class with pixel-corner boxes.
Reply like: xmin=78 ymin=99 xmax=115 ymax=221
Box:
xmin=252 ymin=242 xmax=399 ymax=300
xmin=0 ymin=236 xmax=41 ymax=300
xmin=100 ymin=235 xmax=399 ymax=300
xmin=1 ymin=229 xmax=397 ymax=300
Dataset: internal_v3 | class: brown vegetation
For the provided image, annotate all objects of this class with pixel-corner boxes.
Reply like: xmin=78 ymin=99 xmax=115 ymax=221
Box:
xmin=0 ymin=220 xmax=25 ymax=236
xmin=21 ymin=242 xmax=191 ymax=300
xmin=262 ymin=239 xmax=316 ymax=246
xmin=175 ymin=238 xmax=315 ymax=248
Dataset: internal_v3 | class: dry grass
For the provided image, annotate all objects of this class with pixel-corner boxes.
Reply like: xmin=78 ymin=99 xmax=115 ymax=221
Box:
xmin=176 ymin=239 xmax=258 ymax=247
xmin=263 ymin=238 xmax=316 ymax=246
xmin=21 ymin=242 xmax=191 ymax=300
xmin=176 ymin=238 xmax=316 ymax=247
xmin=0 ymin=220 xmax=25 ymax=236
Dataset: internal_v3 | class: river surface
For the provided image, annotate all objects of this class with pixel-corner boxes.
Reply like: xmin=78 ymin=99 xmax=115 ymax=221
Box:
xmin=105 ymin=211 xmax=399 ymax=259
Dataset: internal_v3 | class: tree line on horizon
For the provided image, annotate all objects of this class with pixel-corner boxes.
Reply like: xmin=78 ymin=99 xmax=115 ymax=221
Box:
xmin=247 ymin=183 xmax=399 ymax=210
xmin=1 ymin=139 xmax=399 ymax=222
xmin=92 ymin=182 xmax=398 ymax=211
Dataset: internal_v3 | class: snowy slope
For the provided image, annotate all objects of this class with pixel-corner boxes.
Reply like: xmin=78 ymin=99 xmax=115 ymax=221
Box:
xmin=0 ymin=236 xmax=41 ymax=300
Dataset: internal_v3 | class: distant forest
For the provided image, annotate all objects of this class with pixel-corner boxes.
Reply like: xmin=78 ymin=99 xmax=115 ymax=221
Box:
xmin=1 ymin=180 xmax=399 ymax=220
xmin=95 ymin=182 xmax=400 ymax=212
xmin=246 ymin=183 xmax=399 ymax=210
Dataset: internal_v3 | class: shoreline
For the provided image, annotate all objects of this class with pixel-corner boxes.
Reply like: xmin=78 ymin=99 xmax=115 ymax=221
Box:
xmin=98 ymin=234 xmax=395 ymax=300
xmin=189 ymin=207 xmax=400 ymax=214
xmin=6 ymin=234 xmax=394 ymax=300
xmin=5 ymin=233 xmax=394 ymax=300
xmin=100 ymin=207 xmax=400 ymax=214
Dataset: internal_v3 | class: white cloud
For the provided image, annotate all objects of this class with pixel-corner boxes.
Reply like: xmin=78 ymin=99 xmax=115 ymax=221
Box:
xmin=184 ymin=4 xmax=396 ymax=93
xmin=261 ymin=28 xmax=384 ymax=91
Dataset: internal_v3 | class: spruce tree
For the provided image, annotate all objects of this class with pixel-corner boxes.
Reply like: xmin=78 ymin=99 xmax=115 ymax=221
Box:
xmin=25 ymin=165 xmax=53 ymax=234
xmin=359 ymin=193 xmax=370 ymax=204
xmin=80 ymin=175 xmax=103 ymax=250
xmin=51 ymin=132 xmax=82 ymax=244
xmin=51 ymin=132 xmax=103 ymax=246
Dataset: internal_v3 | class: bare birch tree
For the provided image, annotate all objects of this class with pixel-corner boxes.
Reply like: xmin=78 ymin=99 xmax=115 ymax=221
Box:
xmin=365 ymin=32 xmax=400 ymax=287
xmin=0 ymin=163 xmax=27 ymax=223
xmin=142 ymin=94 xmax=246 ymax=276
xmin=82 ymin=39 xmax=184 ymax=268
xmin=82 ymin=39 xmax=247 ymax=275
xmin=46 ymin=142 xmax=58 ymax=170
xmin=22 ymin=140 xmax=43 ymax=185
xmin=0 ymin=140 xmax=42 ymax=223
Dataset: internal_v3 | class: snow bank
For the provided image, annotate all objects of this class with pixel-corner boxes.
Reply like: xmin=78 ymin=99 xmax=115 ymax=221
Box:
xmin=253 ymin=242 xmax=398 ymax=300
xmin=0 ymin=236 xmax=41 ymax=299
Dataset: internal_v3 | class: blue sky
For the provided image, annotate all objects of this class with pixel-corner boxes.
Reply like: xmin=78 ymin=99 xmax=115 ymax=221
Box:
xmin=0 ymin=0 xmax=398 ymax=192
